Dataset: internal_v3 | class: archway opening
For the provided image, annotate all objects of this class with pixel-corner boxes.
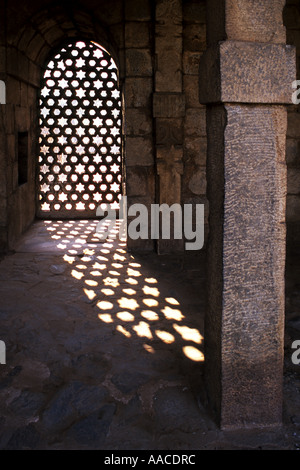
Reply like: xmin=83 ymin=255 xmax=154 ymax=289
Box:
xmin=37 ymin=39 xmax=123 ymax=219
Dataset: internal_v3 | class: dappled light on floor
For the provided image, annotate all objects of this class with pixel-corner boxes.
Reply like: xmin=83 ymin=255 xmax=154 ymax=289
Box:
xmin=44 ymin=219 xmax=204 ymax=363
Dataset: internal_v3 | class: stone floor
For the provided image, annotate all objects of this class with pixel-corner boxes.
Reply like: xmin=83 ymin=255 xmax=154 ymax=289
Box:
xmin=0 ymin=219 xmax=299 ymax=450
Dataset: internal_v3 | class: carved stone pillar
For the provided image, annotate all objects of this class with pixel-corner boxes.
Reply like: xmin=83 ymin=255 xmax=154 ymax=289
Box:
xmin=200 ymin=0 xmax=296 ymax=429
xmin=154 ymin=0 xmax=184 ymax=252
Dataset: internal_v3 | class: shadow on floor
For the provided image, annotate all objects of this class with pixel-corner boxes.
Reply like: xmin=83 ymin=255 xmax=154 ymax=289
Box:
xmin=0 ymin=219 xmax=299 ymax=450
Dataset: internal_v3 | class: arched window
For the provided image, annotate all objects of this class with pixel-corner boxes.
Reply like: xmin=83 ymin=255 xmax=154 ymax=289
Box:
xmin=38 ymin=40 xmax=122 ymax=218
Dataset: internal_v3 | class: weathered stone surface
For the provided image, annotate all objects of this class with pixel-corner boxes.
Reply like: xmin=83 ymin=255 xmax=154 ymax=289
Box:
xmin=155 ymin=118 xmax=183 ymax=145
xmin=125 ymin=49 xmax=152 ymax=77
xmin=205 ymin=104 xmax=287 ymax=429
xmin=8 ymin=390 xmax=46 ymax=418
xmin=125 ymin=136 xmax=153 ymax=166
xmin=126 ymin=166 xmax=154 ymax=197
xmin=155 ymin=0 xmax=183 ymax=93
xmin=125 ymin=22 xmax=150 ymax=48
xmin=184 ymin=108 xmax=206 ymax=137
xmin=288 ymin=168 xmax=300 ymax=194
xmin=153 ymin=387 xmax=207 ymax=433
xmin=156 ymin=145 xmax=183 ymax=204
xmin=183 ymin=24 xmax=206 ymax=52
xmin=199 ymin=41 xmax=296 ymax=105
xmin=183 ymin=1 xmax=206 ymax=24
xmin=66 ymin=404 xmax=116 ymax=446
xmin=125 ymin=0 xmax=151 ymax=21
xmin=183 ymin=75 xmax=202 ymax=108
xmin=155 ymin=53 xmax=182 ymax=93
xmin=153 ymin=93 xmax=185 ymax=118
xmin=5 ymin=424 xmax=40 ymax=450
xmin=41 ymin=381 xmax=109 ymax=432
xmin=126 ymin=108 xmax=152 ymax=136
xmin=287 ymin=112 xmax=300 ymax=138
xmin=287 ymin=194 xmax=300 ymax=221
xmin=184 ymin=136 xmax=207 ymax=166
xmin=188 ymin=168 xmax=206 ymax=195
xmin=206 ymin=0 xmax=286 ymax=46
xmin=124 ymin=78 xmax=153 ymax=108
xmin=286 ymin=138 xmax=300 ymax=165
xmin=183 ymin=51 xmax=203 ymax=75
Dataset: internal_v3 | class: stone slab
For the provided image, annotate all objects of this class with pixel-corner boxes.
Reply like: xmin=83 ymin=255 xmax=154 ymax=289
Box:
xmin=199 ymin=41 xmax=296 ymax=104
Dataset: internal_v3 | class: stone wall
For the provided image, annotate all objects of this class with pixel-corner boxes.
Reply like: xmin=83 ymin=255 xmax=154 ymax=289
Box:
xmin=182 ymin=0 xmax=207 ymax=236
xmin=1 ymin=0 xmax=127 ymax=250
xmin=0 ymin=0 xmax=299 ymax=256
xmin=124 ymin=0 xmax=155 ymax=252
xmin=285 ymin=0 xmax=300 ymax=255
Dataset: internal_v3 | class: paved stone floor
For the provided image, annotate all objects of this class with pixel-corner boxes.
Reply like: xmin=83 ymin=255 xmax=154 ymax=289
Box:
xmin=0 ymin=219 xmax=299 ymax=450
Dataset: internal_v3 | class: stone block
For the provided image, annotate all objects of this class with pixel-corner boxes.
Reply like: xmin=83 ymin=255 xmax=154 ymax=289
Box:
xmin=287 ymin=112 xmax=300 ymax=138
xmin=0 ymin=196 xmax=7 ymax=225
xmin=184 ymin=136 xmax=207 ymax=166
xmin=5 ymin=104 xmax=15 ymax=134
xmin=126 ymin=166 xmax=154 ymax=197
xmin=125 ymin=49 xmax=152 ymax=77
xmin=184 ymin=108 xmax=206 ymax=137
xmin=183 ymin=24 xmax=206 ymax=52
xmin=6 ymin=47 xmax=19 ymax=77
xmin=287 ymin=194 xmax=300 ymax=221
xmin=0 ymin=169 xmax=7 ymax=198
xmin=125 ymin=0 xmax=152 ymax=21
xmin=287 ymin=168 xmax=300 ymax=194
xmin=155 ymin=49 xmax=182 ymax=93
xmin=207 ymin=0 xmax=286 ymax=46
xmin=155 ymin=118 xmax=183 ymax=145
xmin=156 ymin=145 xmax=183 ymax=205
xmin=125 ymin=77 xmax=153 ymax=108
xmin=183 ymin=1 xmax=206 ymax=24
xmin=156 ymin=0 xmax=182 ymax=24
xmin=125 ymin=136 xmax=153 ymax=166
xmin=126 ymin=108 xmax=152 ymax=136
xmin=125 ymin=22 xmax=150 ymax=48
xmin=43 ymin=26 xmax=64 ymax=48
xmin=188 ymin=167 xmax=206 ymax=195
xmin=183 ymin=51 xmax=202 ymax=75
xmin=183 ymin=75 xmax=201 ymax=108
xmin=17 ymin=54 xmax=30 ymax=84
xmin=0 ymin=47 xmax=6 ymax=73
xmin=6 ymin=134 xmax=16 ymax=164
xmin=199 ymin=41 xmax=296 ymax=105
xmin=0 ymin=226 xmax=8 ymax=253
xmin=15 ymin=106 xmax=29 ymax=132
xmin=153 ymin=93 xmax=185 ymax=118
xmin=27 ymin=32 xmax=45 ymax=63
xmin=28 ymin=62 xmax=40 ymax=88
xmin=286 ymin=138 xmax=300 ymax=165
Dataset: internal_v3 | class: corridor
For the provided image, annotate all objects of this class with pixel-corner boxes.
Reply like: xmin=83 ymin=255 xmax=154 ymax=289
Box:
xmin=0 ymin=219 xmax=299 ymax=450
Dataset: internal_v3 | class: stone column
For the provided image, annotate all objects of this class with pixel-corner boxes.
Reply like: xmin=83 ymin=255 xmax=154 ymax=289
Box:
xmin=154 ymin=0 xmax=184 ymax=252
xmin=199 ymin=0 xmax=296 ymax=429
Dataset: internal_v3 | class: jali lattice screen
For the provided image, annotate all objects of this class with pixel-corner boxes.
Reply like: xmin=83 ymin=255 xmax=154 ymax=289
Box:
xmin=37 ymin=40 xmax=122 ymax=218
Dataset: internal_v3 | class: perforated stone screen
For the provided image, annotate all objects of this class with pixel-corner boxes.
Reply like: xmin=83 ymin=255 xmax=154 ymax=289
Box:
xmin=37 ymin=40 xmax=122 ymax=218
